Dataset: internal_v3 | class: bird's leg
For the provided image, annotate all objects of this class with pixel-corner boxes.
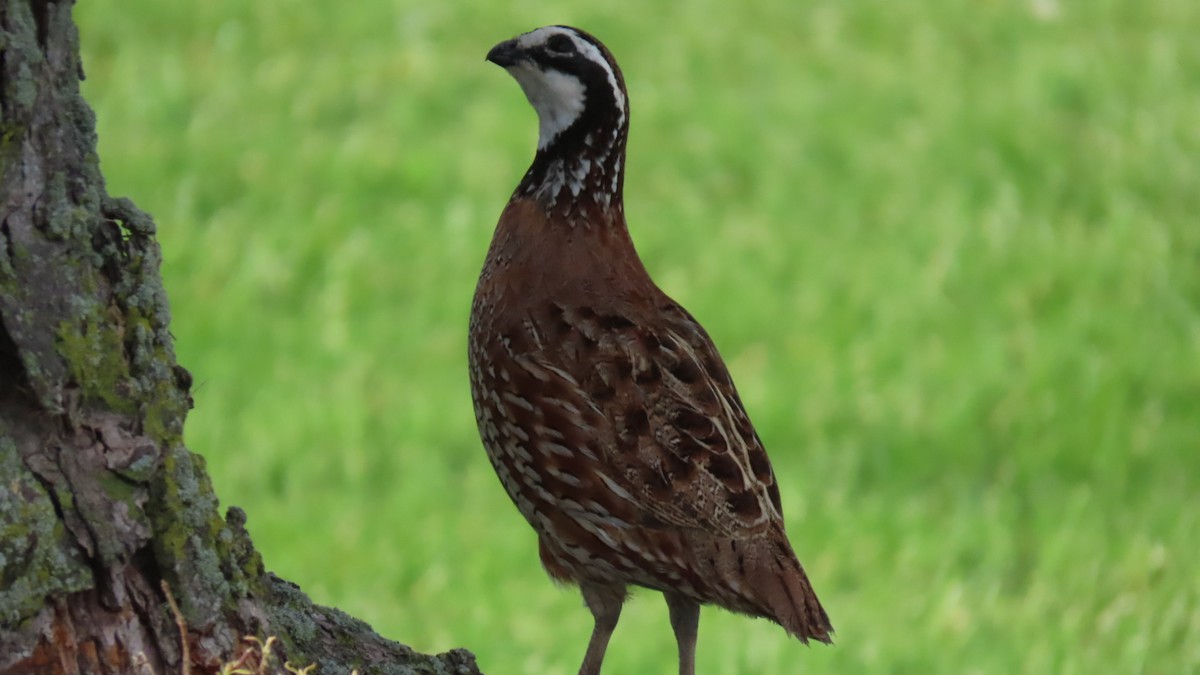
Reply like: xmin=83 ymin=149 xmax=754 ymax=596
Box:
xmin=577 ymin=582 xmax=626 ymax=675
xmin=665 ymin=592 xmax=701 ymax=675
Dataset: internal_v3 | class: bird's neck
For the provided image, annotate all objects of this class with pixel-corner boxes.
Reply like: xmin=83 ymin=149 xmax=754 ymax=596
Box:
xmin=515 ymin=117 xmax=628 ymax=219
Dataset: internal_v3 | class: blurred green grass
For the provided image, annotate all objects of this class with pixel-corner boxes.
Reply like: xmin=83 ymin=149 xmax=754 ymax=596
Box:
xmin=76 ymin=0 xmax=1199 ymax=672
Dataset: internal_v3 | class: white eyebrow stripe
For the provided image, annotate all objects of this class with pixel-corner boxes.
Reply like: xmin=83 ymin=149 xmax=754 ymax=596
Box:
xmin=564 ymin=33 xmax=626 ymax=129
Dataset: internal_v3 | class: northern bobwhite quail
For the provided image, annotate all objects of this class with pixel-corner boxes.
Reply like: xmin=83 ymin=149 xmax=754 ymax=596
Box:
xmin=468 ymin=25 xmax=833 ymax=675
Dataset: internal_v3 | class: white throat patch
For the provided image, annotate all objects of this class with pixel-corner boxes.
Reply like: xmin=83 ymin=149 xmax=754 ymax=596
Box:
xmin=503 ymin=26 xmax=626 ymax=151
xmin=505 ymin=62 xmax=587 ymax=150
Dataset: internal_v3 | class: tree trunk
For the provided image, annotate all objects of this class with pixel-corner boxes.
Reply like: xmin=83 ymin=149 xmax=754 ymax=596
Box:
xmin=0 ymin=1 xmax=481 ymax=673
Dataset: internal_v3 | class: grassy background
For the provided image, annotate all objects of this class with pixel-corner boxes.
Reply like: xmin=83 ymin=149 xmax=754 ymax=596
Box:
xmin=76 ymin=1 xmax=1198 ymax=673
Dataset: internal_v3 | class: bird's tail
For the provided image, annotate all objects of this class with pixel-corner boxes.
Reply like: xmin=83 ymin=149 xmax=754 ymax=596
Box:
xmin=743 ymin=534 xmax=833 ymax=644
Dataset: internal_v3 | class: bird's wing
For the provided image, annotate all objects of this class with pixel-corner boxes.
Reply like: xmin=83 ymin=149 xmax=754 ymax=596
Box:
xmin=509 ymin=299 xmax=786 ymax=540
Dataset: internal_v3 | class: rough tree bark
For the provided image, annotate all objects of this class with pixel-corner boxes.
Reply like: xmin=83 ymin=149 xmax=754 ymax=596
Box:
xmin=0 ymin=1 xmax=482 ymax=673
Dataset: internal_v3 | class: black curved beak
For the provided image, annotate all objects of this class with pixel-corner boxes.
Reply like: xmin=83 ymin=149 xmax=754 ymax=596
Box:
xmin=486 ymin=39 xmax=522 ymax=67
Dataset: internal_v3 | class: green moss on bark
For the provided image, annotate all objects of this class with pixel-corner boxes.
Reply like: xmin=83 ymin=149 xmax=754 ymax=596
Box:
xmin=145 ymin=446 xmax=265 ymax=631
xmin=0 ymin=0 xmax=480 ymax=668
xmin=56 ymin=315 xmax=136 ymax=414
xmin=0 ymin=436 xmax=92 ymax=625
xmin=146 ymin=447 xmax=233 ymax=628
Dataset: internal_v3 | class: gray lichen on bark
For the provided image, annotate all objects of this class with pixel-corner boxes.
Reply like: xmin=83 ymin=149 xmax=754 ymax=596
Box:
xmin=0 ymin=0 xmax=480 ymax=672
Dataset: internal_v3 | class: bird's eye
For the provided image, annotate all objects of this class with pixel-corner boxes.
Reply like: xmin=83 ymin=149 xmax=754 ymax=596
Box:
xmin=546 ymin=34 xmax=575 ymax=53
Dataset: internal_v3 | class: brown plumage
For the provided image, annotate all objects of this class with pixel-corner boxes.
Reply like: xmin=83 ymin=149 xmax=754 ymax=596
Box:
xmin=469 ymin=26 xmax=832 ymax=675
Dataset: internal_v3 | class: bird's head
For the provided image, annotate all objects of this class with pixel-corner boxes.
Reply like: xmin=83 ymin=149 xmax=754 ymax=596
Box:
xmin=487 ymin=26 xmax=628 ymax=153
